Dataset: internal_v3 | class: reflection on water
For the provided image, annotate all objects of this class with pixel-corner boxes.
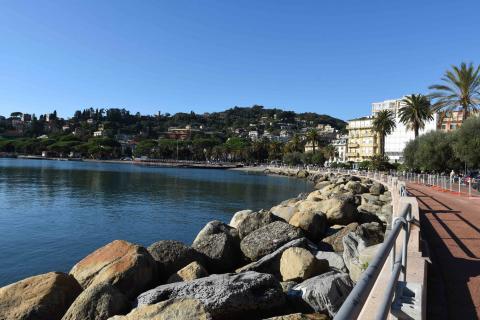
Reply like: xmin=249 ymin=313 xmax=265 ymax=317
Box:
xmin=0 ymin=159 xmax=311 ymax=286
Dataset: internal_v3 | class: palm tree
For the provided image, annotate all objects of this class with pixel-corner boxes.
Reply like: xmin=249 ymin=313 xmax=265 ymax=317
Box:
xmin=372 ymin=110 xmax=396 ymax=157
xmin=305 ymin=129 xmax=320 ymax=154
xmin=429 ymin=62 xmax=480 ymax=119
xmin=268 ymin=141 xmax=283 ymax=160
xmin=322 ymin=145 xmax=336 ymax=161
xmin=399 ymin=94 xmax=434 ymax=138
xmin=284 ymin=134 xmax=303 ymax=153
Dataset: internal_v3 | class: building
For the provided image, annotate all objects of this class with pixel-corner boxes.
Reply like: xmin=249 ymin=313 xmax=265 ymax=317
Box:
xmin=346 ymin=116 xmax=378 ymax=163
xmin=372 ymin=98 xmax=437 ymax=162
xmin=331 ymin=134 xmax=348 ymax=163
xmin=93 ymin=130 xmax=105 ymax=137
xmin=437 ymin=110 xmax=479 ymax=132
xmin=164 ymin=125 xmax=200 ymax=140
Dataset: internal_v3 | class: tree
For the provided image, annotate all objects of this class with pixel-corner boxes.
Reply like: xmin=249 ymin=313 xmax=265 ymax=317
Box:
xmin=429 ymin=62 xmax=480 ymax=119
xmin=372 ymin=110 xmax=396 ymax=157
xmin=284 ymin=134 xmax=303 ymax=153
xmin=403 ymin=131 xmax=460 ymax=172
xmin=452 ymin=116 xmax=480 ymax=168
xmin=399 ymin=94 xmax=434 ymax=138
xmin=268 ymin=141 xmax=283 ymax=160
xmin=305 ymin=129 xmax=320 ymax=154
xmin=322 ymin=145 xmax=336 ymax=161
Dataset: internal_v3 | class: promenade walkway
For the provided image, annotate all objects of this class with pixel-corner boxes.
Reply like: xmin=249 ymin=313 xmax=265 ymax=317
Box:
xmin=407 ymin=183 xmax=480 ymax=319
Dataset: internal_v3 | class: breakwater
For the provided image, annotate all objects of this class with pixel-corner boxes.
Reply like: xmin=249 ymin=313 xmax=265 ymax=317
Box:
xmin=0 ymin=167 xmax=392 ymax=320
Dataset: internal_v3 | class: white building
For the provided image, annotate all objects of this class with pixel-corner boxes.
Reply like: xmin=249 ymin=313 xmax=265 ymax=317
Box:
xmin=371 ymin=97 xmax=437 ymax=162
xmin=331 ymin=134 xmax=348 ymax=163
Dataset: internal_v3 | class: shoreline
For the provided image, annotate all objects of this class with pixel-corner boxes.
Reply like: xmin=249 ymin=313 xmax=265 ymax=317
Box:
xmin=0 ymin=165 xmax=393 ymax=319
xmin=3 ymin=155 xmax=242 ymax=170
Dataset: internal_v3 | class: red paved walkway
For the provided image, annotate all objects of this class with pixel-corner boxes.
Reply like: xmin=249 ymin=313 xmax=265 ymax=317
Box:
xmin=407 ymin=183 xmax=480 ymax=320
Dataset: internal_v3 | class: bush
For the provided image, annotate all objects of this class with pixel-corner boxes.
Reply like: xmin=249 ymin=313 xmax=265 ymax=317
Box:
xmin=453 ymin=117 xmax=480 ymax=168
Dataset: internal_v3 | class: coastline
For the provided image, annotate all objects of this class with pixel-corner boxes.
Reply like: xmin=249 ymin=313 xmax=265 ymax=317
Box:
xmin=0 ymin=165 xmax=393 ymax=319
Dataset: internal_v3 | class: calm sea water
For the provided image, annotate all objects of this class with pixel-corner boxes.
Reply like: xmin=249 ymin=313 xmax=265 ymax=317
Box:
xmin=0 ymin=159 xmax=311 ymax=286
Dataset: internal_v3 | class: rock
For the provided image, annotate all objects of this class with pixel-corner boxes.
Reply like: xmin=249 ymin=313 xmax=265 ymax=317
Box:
xmin=342 ymin=232 xmax=367 ymax=282
xmin=0 ymin=272 xmax=82 ymax=320
xmin=61 ymin=283 xmax=129 ymax=320
xmin=193 ymin=220 xmax=239 ymax=246
xmin=336 ymin=177 xmax=346 ymax=184
xmin=108 ymin=298 xmax=212 ymax=320
xmin=369 ymin=182 xmax=385 ymax=195
xmin=361 ymin=193 xmax=382 ymax=205
xmin=70 ymin=240 xmax=156 ymax=299
xmin=305 ymin=190 xmax=325 ymax=202
xmin=167 ymin=261 xmax=208 ymax=283
xmin=320 ymin=223 xmax=359 ymax=252
xmin=288 ymin=271 xmax=354 ymax=317
xmin=297 ymin=170 xmax=309 ymax=178
xmin=359 ymin=243 xmax=382 ymax=266
xmin=280 ymin=281 xmax=298 ymax=293
xmin=315 ymin=251 xmax=347 ymax=273
xmin=280 ymin=248 xmax=329 ymax=282
xmin=289 ymin=211 xmax=327 ymax=241
xmin=229 ymin=209 xmax=253 ymax=229
xmin=192 ymin=221 xmax=241 ymax=273
xmin=357 ymin=203 xmax=381 ymax=215
xmin=192 ymin=233 xmax=240 ymax=273
xmin=237 ymin=209 xmax=277 ymax=239
xmin=345 ymin=181 xmax=368 ymax=194
xmin=356 ymin=222 xmax=384 ymax=246
xmin=137 ymin=271 xmax=285 ymax=320
xmin=148 ymin=240 xmax=206 ymax=281
xmin=271 ymin=205 xmax=299 ymax=223
xmin=299 ymin=195 xmax=357 ymax=225
xmin=240 ymin=221 xmax=304 ymax=261
xmin=314 ymin=181 xmax=331 ymax=190
xmin=379 ymin=193 xmax=392 ymax=202
xmin=236 ymin=238 xmax=317 ymax=278
xmin=264 ymin=313 xmax=328 ymax=320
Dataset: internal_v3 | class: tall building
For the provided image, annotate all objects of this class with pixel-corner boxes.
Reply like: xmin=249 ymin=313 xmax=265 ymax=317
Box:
xmin=346 ymin=116 xmax=378 ymax=162
xmin=371 ymin=98 xmax=437 ymax=162
xmin=437 ymin=110 xmax=479 ymax=132
xmin=331 ymin=134 xmax=348 ymax=163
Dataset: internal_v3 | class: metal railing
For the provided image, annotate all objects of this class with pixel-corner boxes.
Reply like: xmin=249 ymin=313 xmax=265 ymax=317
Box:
xmin=334 ymin=184 xmax=412 ymax=320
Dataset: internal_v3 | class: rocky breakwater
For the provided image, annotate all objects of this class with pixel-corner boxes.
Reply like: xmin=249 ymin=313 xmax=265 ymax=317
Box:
xmin=0 ymin=171 xmax=391 ymax=320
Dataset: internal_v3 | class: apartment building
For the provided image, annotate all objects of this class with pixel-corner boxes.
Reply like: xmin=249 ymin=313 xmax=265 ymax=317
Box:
xmin=346 ymin=117 xmax=378 ymax=162
xmin=371 ymin=98 xmax=437 ymax=162
xmin=437 ymin=110 xmax=479 ymax=132
xmin=331 ymin=134 xmax=348 ymax=163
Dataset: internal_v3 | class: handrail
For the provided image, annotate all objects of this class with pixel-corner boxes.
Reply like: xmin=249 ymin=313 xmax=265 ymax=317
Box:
xmin=333 ymin=203 xmax=412 ymax=320
xmin=263 ymin=165 xmax=416 ymax=319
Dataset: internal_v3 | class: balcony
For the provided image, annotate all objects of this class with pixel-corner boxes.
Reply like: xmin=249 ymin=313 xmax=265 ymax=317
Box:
xmin=348 ymin=143 xmax=359 ymax=148
xmin=346 ymin=152 xmax=359 ymax=157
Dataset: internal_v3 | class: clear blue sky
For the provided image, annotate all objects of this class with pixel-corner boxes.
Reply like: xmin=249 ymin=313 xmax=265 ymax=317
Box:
xmin=1 ymin=0 xmax=479 ymax=120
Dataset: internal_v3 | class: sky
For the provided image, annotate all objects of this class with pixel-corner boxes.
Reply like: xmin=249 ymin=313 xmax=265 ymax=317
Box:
xmin=0 ymin=0 xmax=479 ymax=121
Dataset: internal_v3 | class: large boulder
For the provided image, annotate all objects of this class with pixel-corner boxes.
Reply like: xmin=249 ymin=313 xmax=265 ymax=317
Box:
xmin=369 ymin=182 xmax=385 ymax=195
xmin=236 ymin=238 xmax=317 ymax=278
xmin=237 ymin=210 xmax=277 ymax=239
xmin=320 ymin=223 xmax=359 ymax=252
xmin=289 ymin=211 xmax=327 ymax=241
xmin=297 ymin=170 xmax=309 ymax=178
xmin=345 ymin=181 xmax=369 ymax=195
xmin=287 ymin=271 xmax=354 ymax=317
xmin=315 ymin=251 xmax=347 ymax=273
xmin=70 ymin=240 xmax=156 ymax=299
xmin=193 ymin=220 xmax=239 ymax=245
xmin=137 ymin=271 xmax=285 ymax=320
xmin=356 ymin=222 xmax=384 ymax=246
xmin=271 ymin=204 xmax=299 ymax=223
xmin=280 ymin=248 xmax=329 ymax=282
xmin=148 ymin=240 xmax=206 ymax=281
xmin=240 ymin=221 xmax=303 ymax=261
xmin=342 ymin=232 xmax=367 ymax=282
xmin=229 ymin=210 xmax=253 ymax=229
xmin=109 ymin=298 xmax=212 ymax=320
xmin=167 ymin=261 xmax=208 ymax=283
xmin=315 ymin=194 xmax=358 ymax=225
xmin=61 ymin=283 xmax=129 ymax=320
xmin=0 ymin=272 xmax=82 ymax=320
xmin=305 ymin=190 xmax=325 ymax=202
xmin=192 ymin=221 xmax=241 ymax=273
xmin=314 ymin=181 xmax=332 ymax=191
